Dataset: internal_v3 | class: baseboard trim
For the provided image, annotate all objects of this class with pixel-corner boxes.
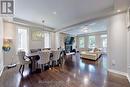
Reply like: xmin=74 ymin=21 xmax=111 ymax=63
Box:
xmin=127 ymin=75 xmax=130 ymax=83
xmin=108 ymin=69 xmax=127 ymax=76
xmin=108 ymin=69 xmax=130 ymax=83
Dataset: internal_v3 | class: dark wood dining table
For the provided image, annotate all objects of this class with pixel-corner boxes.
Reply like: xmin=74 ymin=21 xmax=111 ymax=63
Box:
xmin=26 ymin=52 xmax=40 ymax=73
xmin=26 ymin=51 xmax=53 ymax=73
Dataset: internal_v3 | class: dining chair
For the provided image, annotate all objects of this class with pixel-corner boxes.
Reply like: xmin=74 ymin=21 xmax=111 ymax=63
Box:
xmin=38 ymin=51 xmax=50 ymax=71
xmin=18 ymin=50 xmax=31 ymax=74
xmin=51 ymin=50 xmax=61 ymax=67
xmin=59 ymin=51 xmax=65 ymax=66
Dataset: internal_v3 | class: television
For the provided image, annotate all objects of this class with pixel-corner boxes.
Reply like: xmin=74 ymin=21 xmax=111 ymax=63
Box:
xmin=65 ymin=37 xmax=74 ymax=45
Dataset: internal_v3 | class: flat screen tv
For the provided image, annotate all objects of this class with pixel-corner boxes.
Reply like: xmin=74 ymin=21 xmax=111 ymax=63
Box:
xmin=65 ymin=37 xmax=74 ymax=45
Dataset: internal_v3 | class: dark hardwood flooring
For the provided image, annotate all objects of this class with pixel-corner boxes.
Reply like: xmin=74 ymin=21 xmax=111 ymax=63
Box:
xmin=0 ymin=53 xmax=130 ymax=87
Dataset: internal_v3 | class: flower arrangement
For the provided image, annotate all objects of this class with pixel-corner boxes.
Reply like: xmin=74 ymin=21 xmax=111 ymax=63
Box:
xmin=2 ymin=44 xmax=11 ymax=52
xmin=2 ymin=39 xmax=11 ymax=52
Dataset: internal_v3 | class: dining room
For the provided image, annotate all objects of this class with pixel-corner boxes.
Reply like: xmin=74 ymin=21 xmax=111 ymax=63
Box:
xmin=2 ymin=17 xmax=69 ymax=75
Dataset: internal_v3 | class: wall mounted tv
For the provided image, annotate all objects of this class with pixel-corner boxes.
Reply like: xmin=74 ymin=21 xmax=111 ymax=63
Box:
xmin=65 ymin=37 xmax=74 ymax=45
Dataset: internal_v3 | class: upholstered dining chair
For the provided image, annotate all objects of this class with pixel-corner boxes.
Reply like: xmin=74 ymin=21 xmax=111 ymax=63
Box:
xmin=51 ymin=50 xmax=61 ymax=67
xmin=59 ymin=51 xmax=65 ymax=67
xmin=18 ymin=50 xmax=31 ymax=73
xmin=38 ymin=51 xmax=50 ymax=71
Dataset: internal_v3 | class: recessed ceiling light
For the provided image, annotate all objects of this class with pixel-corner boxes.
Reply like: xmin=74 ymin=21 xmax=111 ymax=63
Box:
xmin=117 ymin=10 xmax=121 ymax=13
xmin=53 ymin=12 xmax=57 ymax=15
xmin=81 ymin=28 xmax=88 ymax=33
xmin=83 ymin=30 xmax=88 ymax=33
xmin=80 ymin=25 xmax=89 ymax=33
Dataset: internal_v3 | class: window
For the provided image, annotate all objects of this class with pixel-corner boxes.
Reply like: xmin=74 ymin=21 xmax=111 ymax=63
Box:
xmin=44 ymin=32 xmax=50 ymax=48
xmin=88 ymin=36 xmax=96 ymax=48
xmin=101 ymin=34 xmax=107 ymax=38
xmin=102 ymin=38 xmax=107 ymax=48
xmin=17 ymin=27 xmax=28 ymax=52
xmin=79 ymin=37 xmax=85 ymax=48
xmin=101 ymin=34 xmax=107 ymax=48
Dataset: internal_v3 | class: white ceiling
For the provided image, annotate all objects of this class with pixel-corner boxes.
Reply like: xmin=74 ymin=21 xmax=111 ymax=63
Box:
xmin=15 ymin=0 xmax=114 ymax=29
xmin=63 ymin=19 xmax=108 ymax=35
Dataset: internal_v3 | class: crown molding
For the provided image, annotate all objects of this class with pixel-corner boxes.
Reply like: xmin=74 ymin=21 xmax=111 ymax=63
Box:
xmin=57 ymin=9 xmax=126 ymax=32
xmin=13 ymin=17 xmax=55 ymax=32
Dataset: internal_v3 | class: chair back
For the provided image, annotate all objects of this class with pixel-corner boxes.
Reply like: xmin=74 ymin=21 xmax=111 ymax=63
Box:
xmin=38 ymin=51 xmax=50 ymax=64
xmin=18 ymin=50 xmax=26 ymax=64
xmin=52 ymin=50 xmax=61 ymax=61
xmin=60 ymin=51 xmax=64 ymax=58
xmin=43 ymin=48 xmax=51 ymax=50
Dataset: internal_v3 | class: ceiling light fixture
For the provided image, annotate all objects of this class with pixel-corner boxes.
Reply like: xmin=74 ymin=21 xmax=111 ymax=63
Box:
xmin=42 ymin=20 xmax=45 ymax=37
xmin=83 ymin=29 xmax=88 ymax=33
xmin=117 ymin=10 xmax=121 ymax=13
xmin=81 ymin=27 xmax=88 ymax=33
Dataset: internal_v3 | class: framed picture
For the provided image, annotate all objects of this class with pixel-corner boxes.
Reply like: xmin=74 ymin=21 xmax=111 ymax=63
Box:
xmin=127 ymin=7 xmax=130 ymax=29
xmin=31 ymin=30 xmax=44 ymax=41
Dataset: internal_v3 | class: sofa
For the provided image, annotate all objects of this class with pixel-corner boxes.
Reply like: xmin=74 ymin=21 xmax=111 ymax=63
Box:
xmin=80 ymin=48 xmax=102 ymax=61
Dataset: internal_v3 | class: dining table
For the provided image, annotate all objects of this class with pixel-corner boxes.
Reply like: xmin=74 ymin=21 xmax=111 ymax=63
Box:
xmin=26 ymin=51 xmax=53 ymax=73
xmin=26 ymin=52 xmax=40 ymax=73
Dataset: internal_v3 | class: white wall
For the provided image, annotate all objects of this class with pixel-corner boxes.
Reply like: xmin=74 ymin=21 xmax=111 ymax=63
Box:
xmin=3 ymin=22 xmax=17 ymax=65
xmin=95 ymin=34 xmax=102 ymax=48
xmin=108 ymin=13 xmax=127 ymax=73
xmin=50 ymin=32 xmax=56 ymax=49
xmin=55 ymin=32 xmax=60 ymax=49
xmin=127 ymin=30 xmax=130 ymax=80
xmin=0 ymin=18 xmax=4 ymax=75
xmin=60 ymin=33 xmax=67 ymax=49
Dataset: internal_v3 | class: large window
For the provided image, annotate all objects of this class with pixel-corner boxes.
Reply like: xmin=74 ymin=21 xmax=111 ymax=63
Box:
xmin=17 ymin=27 xmax=28 ymax=52
xmin=88 ymin=36 xmax=96 ymax=48
xmin=79 ymin=37 xmax=85 ymax=48
xmin=44 ymin=32 xmax=50 ymax=48
xmin=101 ymin=34 xmax=107 ymax=48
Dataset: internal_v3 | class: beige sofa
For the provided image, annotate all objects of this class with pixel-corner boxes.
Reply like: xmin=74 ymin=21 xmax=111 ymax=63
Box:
xmin=80 ymin=48 xmax=102 ymax=60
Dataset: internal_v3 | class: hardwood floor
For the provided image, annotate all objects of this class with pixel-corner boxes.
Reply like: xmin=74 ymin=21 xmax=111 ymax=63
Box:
xmin=0 ymin=53 xmax=129 ymax=87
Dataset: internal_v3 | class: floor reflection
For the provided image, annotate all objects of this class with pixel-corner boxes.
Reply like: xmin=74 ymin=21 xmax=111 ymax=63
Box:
xmin=88 ymin=65 xmax=96 ymax=72
xmin=79 ymin=60 xmax=85 ymax=70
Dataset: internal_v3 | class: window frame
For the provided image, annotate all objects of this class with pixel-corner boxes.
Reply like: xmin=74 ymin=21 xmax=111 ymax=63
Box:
xmin=16 ymin=26 xmax=29 ymax=52
xmin=88 ymin=35 xmax=96 ymax=48
xmin=79 ymin=36 xmax=85 ymax=48
xmin=101 ymin=34 xmax=107 ymax=48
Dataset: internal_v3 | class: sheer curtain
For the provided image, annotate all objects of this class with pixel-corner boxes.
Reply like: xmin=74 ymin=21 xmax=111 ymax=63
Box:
xmin=44 ymin=32 xmax=50 ymax=48
xmin=17 ymin=27 xmax=28 ymax=52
